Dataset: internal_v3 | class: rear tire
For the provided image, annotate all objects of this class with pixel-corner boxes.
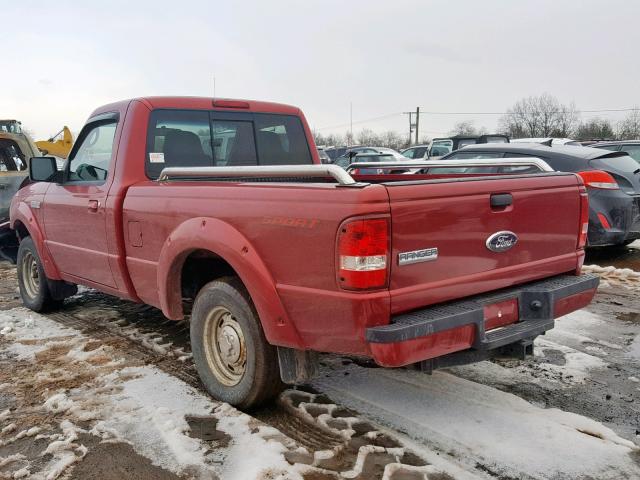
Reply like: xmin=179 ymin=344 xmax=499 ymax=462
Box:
xmin=190 ymin=277 xmax=283 ymax=409
xmin=16 ymin=237 xmax=63 ymax=312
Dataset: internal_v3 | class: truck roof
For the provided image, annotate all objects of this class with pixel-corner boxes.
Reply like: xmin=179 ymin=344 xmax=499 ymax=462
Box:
xmin=90 ymin=96 xmax=303 ymax=118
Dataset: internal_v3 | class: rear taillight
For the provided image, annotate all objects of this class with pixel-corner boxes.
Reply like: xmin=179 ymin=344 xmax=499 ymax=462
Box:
xmin=578 ymin=188 xmax=589 ymax=249
xmin=337 ymin=217 xmax=389 ymax=290
xmin=597 ymin=212 xmax=611 ymax=230
xmin=577 ymin=170 xmax=619 ymax=190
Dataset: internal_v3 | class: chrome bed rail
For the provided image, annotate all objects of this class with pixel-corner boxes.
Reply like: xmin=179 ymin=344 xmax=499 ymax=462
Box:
xmin=345 ymin=157 xmax=555 ymax=172
xmin=158 ymin=164 xmax=358 ymax=186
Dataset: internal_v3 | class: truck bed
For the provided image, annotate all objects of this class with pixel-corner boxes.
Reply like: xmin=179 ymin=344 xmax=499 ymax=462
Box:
xmin=123 ymin=168 xmax=586 ymax=359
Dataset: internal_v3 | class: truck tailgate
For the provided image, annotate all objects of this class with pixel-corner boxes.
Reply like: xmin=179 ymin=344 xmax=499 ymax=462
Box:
xmin=385 ymin=173 xmax=583 ymax=314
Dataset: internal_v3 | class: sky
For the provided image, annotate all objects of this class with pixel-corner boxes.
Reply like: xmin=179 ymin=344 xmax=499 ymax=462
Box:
xmin=2 ymin=0 xmax=640 ymax=142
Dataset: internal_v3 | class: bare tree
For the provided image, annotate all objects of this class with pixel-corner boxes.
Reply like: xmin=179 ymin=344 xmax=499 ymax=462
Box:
xmin=449 ymin=121 xmax=478 ymax=136
xmin=314 ymin=128 xmax=412 ymax=150
xmin=379 ymin=130 xmax=407 ymax=150
xmin=356 ymin=128 xmax=379 ymax=146
xmin=552 ymin=101 xmax=579 ymax=137
xmin=313 ymin=131 xmax=346 ymax=147
xmin=575 ymin=118 xmax=615 ymax=140
xmin=617 ymin=108 xmax=640 ymax=140
xmin=499 ymin=93 xmax=579 ymax=138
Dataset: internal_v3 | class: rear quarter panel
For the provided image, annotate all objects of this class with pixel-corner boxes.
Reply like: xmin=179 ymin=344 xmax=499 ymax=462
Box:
xmin=123 ymin=181 xmax=390 ymax=354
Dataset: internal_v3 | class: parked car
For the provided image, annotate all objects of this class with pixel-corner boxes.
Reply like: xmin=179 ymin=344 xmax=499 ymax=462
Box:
xmin=401 ymin=144 xmax=429 ymax=160
xmin=374 ymin=147 xmax=405 ymax=160
xmin=441 ymin=143 xmax=640 ymax=247
xmin=429 ymin=134 xmax=510 ymax=158
xmin=0 ymin=122 xmax=39 ymax=220
xmin=348 ymin=152 xmax=397 ymax=174
xmin=511 ymin=138 xmax=581 ymax=146
xmin=333 ymin=146 xmax=380 ymax=167
xmin=317 ymin=147 xmax=331 ymax=164
xmin=10 ymin=97 xmax=597 ymax=408
xmin=591 ymin=140 xmax=640 ymax=164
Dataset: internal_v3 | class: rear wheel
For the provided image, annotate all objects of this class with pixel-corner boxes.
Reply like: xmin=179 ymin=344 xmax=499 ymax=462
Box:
xmin=190 ymin=277 xmax=283 ymax=409
xmin=17 ymin=237 xmax=63 ymax=312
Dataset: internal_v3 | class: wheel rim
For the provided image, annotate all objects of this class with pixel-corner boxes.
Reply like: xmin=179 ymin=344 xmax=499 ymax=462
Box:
xmin=21 ymin=251 xmax=40 ymax=300
xmin=203 ymin=306 xmax=247 ymax=386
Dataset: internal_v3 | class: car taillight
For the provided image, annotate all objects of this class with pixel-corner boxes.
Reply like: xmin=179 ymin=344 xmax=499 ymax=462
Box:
xmin=597 ymin=212 xmax=611 ymax=230
xmin=578 ymin=188 xmax=589 ymax=249
xmin=337 ymin=217 xmax=389 ymax=290
xmin=577 ymin=170 xmax=619 ymax=190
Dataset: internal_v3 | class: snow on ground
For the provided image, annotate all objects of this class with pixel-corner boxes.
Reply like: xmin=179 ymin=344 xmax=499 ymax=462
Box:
xmin=0 ymin=308 xmax=298 ymax=480
xmin=583 ymin=264 xmax=640 ymax=289
xmin=313 ymin=359 xmax=640 ymax=480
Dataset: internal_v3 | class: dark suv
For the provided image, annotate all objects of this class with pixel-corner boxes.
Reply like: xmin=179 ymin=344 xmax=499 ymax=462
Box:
xmin=441 ymin=143 xmax=640 ymax=247
xmin=591 ymin=141 xmax=640 ymax=165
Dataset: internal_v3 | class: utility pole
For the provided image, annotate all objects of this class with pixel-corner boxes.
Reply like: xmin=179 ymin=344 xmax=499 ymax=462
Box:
xmin=402 ymin=107 xmax=421 ymax=145
xmin=349 ymin=102 xmax=353 ymax=146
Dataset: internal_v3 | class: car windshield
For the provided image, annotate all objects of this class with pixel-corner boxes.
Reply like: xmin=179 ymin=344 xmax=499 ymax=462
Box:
xmin=483 ymin=136 xmax=508 ymax=143
xmin=430 ymin=140 xmax=453 ymax=156
xmin=0 ymin=121 xmax=21 ymax=134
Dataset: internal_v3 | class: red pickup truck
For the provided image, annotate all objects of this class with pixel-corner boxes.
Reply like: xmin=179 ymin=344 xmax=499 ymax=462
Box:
xmin=10 ymin=97 xmax=598 ymax=408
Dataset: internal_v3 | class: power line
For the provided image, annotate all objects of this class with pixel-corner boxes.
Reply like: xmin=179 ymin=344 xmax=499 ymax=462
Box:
xmin=315 ymin=112 xmax=402 ymax=131
xmin=315 ymin=107 xmax=640 ymax=131
xmin=414 ymin=107 xmax=640 ymax=115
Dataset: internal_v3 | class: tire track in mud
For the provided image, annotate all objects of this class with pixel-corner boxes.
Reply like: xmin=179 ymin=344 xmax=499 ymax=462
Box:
xmin=1 ymin=281 xmax=448 ymax=479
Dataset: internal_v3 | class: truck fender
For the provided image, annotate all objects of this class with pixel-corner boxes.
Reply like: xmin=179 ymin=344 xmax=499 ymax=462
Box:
xmin=10 ymin=201 xmax=62 ymax=280
xmin=157 ymin=217 xmax=304 ymax=348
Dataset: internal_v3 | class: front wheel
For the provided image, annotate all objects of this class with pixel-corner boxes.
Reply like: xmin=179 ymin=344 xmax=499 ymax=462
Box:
xmin=190 ymin=277 xmax=283 ymax=409
xmin=16 ymin=237 xmax=63 ymax=312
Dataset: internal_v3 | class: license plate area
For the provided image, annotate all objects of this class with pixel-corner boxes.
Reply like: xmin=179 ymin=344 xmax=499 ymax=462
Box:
xmin=484 ymin=298 xmax=519 ymax=331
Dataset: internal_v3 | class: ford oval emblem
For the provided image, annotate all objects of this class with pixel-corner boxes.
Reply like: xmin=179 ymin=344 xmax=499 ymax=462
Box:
xmin=486 ymin=231 xmax=518 ymax=252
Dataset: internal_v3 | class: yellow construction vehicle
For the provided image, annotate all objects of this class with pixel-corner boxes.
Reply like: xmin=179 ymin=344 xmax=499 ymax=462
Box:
xmin=36 ymin=126 xmax=74 ymax=159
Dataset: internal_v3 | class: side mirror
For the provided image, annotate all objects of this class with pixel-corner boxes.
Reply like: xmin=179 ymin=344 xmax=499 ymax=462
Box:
xmin=29 ymin=156 xmax=58 ymax=182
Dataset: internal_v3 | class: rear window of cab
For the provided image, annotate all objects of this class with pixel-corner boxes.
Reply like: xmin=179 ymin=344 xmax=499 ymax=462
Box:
xmin=145 ymin=109 xmax=313 ymax=179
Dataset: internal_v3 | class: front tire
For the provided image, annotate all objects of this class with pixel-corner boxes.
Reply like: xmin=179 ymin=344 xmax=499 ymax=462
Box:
xmin=190 ymin=277 xmax=283 ymax=409
xmin=16 ymin=237 xmax=63 ymax=312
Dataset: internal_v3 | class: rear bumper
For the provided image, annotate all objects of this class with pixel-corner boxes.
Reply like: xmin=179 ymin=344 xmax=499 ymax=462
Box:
xmin=587 ymin=190 xmax=640 ymax=246
xmin=366 ymin=273 xmax=599 ymax=367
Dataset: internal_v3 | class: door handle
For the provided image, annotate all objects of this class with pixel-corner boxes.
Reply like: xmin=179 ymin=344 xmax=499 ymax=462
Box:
xmin=88 ymin=200 xmax=100 ymax=212
xmin=490 ymin=193 xmax=513 ymax=208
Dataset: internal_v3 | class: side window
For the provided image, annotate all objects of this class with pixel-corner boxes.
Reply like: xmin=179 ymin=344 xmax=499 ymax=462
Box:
xmin=498 ymin=152 xmax=547 ymax=173
xmin=67 ymin=121 xmax=117 ymax=182
xmin=457 ymin=139 xmax=477 ymax=148
xmin=254 ymin=114 xmax=312 ymax=165
xmin=498 ymin=165 xmax=542 ymax=174
xmin=414 ymin=147 xmax=427 ymax=158
xmin=446 ymin=152 xmax=504 ymax=160
xmin=594 ymin=145 xmax=620 ymax=153
xmin=403 ymin=148 xmax=415 ymax=159
xmin=146 ymin=110 xmax=213 ymax=179
xmin=212 ymin=120 xmax=257 ymax=166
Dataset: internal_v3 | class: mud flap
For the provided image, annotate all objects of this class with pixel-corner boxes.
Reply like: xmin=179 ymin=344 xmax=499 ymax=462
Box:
xmin=277 ymin=347 xmax=319 ymax=384
xmin=0 ymin=220 xmax=18 ymax=263
xmin=47 ymin=279 xmax=78 ymax=301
